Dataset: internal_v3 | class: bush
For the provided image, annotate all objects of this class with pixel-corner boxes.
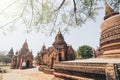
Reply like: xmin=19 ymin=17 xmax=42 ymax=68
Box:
xmin=76 ymin=45 xmax=93 ymax=59
xmin=0 ymin=54 xmax=11 ymax=66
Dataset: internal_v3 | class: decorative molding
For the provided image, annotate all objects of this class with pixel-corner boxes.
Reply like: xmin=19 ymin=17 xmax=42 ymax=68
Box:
xmin=54 ymin=62 xmax=107 ymax=74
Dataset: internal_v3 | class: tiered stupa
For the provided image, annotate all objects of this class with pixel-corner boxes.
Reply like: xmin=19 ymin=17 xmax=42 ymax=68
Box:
xmin=98 ymin=3 xmax=120 ymax=58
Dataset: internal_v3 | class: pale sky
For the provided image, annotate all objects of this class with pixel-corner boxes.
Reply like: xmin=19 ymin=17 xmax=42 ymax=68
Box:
xmin=0 ymin=0 xmax=105 ymax=56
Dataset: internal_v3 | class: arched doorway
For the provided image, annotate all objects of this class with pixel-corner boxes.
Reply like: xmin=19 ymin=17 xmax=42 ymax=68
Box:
xmin=26 ymin=60 xmax=30 ymax=68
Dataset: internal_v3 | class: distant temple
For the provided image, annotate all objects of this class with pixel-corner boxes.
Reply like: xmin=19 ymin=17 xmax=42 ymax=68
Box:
xmin=36 ymin=29 xmax=75 ymax=69
xmin=11 ymin=40 xmax=33 ymax=69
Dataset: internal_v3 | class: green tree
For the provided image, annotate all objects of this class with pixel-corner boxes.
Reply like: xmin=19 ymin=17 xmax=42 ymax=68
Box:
xmin=0 ymin=54 xmax=11 ymax=66
xmin=2 ymin=56 xmax=11 ymax=66
xmin=76 ymin=45 xmax=93 ymax=59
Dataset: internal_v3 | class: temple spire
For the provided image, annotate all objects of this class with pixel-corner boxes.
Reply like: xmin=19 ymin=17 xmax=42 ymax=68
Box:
xmin=22 ymin=39 xmax=28 ymax=49
xmin=58 ymin=27 xmax=61 ymax=34
xmin=42 ymin=42 xmax=46 ymax=51
xmin=53 ymin=27 xmax=67 ymax=49
xmin=104 ymin=3 xmax=119 ymax=20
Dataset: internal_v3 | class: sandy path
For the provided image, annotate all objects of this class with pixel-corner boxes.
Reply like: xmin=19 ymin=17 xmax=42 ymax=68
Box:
xmin=0 ymin=66 xmax=54 ymax=80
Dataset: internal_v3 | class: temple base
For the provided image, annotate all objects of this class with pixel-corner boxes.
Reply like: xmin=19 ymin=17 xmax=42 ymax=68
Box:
xmin=53 ymin=59 xmax=120 ymax=80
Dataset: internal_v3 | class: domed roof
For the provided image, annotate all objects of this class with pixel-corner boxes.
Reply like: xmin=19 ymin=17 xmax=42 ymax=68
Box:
xmin=53 ymin=28 xmax=66 ymax=46
xmin=104 ymin=3 xmax=119 ymax=20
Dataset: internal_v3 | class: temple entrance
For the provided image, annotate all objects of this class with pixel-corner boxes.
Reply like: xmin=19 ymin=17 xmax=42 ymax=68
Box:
xmin=59 ymin=53 xmax=62 ymax=61
xmin=51 ymin=57 xmax=54 ymax=69
xmin=26 ymin=60 xmax=30 ymax=68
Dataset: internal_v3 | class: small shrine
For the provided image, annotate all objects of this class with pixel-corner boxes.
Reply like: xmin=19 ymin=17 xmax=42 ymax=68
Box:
xmin=11 ymin=40 xmax=33 ymax=69
xmin=36 ymin=29 xmax=75 ymax=72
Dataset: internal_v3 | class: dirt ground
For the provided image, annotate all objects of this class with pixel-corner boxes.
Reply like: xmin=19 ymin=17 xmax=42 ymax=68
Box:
xmin=0 ymin=66 xmax=54 ymax=80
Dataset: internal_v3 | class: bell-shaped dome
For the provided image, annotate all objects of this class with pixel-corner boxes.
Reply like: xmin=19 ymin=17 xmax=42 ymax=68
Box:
xmin=104 ymin=3 xmax=119 ymax=20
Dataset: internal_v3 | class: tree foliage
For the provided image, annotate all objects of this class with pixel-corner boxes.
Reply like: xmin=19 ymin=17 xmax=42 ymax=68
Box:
xmin=0 ymin=54 xmax=11 ymax=66
xmin=0 ymin=0 xmax=102 ymax=35
xmin=0 ymin=0 xmax=119 ymax=35
xmin=76 ymin=45 xmax=93 ymax=59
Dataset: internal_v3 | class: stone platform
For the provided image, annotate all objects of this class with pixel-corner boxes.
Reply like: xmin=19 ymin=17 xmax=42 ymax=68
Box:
xmin=53 ymin=58 xmax=120 ymax=80
xmin=38 ymin=65 xmax=54 ymax=74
